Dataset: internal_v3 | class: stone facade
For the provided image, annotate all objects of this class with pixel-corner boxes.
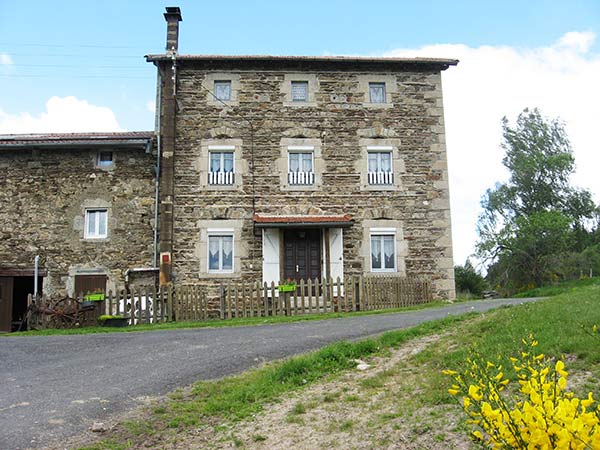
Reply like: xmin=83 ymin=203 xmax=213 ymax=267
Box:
xmin=149 ymin=55 xmax=457 ymax=300
xmin=0 ymin=134 xmax=156 ymax=297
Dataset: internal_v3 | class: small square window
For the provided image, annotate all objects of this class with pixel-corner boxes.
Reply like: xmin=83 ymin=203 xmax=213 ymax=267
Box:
xmin=369 ymin=82 xmax=386 ymax=103
xmin=85 ymin=209 xmax=108 ymax=239
xmin=214 ymin=80 xmax=232 ymax=101
xmin=371 ymin=234 xmax=396 ymax=272
xmin=291 ymin=81 xmax=309 ymax=102
xmin=97 ymin=151 xmax=113 ymax=167
xmin=208 ymin=234 xmax=234 ymax=273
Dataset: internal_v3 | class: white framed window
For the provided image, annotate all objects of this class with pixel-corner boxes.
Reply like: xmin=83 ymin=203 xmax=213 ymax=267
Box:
xmin=214 ymin=80 xmax=232 ymax=101
xmin=367 ymin=146 xmax=393 ymax=185
xmin=97 ymin=151 xmax=113 ymax=167
xmin=287 ymin=146 xmax=314 ymax=185
xmin=291 ymin=81 xmax=309 ymax=102
xmin=369 ymin=82 xmax=386 ymax=103
xmin=207 ymin=230 xmax=234 ymax=273
xmin=370 ymin=229 xmax=396 ymax=272
xmin=208 ymin=146 xmax=235 ymax=185
xmin=85 ymin=209 xmax=108 ymax=239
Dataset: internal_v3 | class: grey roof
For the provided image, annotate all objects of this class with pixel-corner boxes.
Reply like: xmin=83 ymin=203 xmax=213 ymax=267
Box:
xmin=145 ymin=54 xmax=458 ymax=70
xmin=0 ymin=131 xmax=154 ymax=149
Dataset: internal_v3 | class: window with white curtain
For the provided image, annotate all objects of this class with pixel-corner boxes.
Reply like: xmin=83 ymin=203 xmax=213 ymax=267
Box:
xmin=85 ymin=209 xmax=108 ymax=239
xmin=291 ymin=81 xmax=309 ymax=102
xmin=208 ymin=234 xmax=234 ymax=273
xmin=367 ymin=150 xmax=393 ymax=185
xmin=209 ymin=151 xmax=234 ymax=185
xmin=370 ymin=233 xmax=396 ymax=272
xmin=214 ymin=80 xmax=232 ymax=101
xmin=369 ymin=82 xmax=386 ymax=103
xmin=288 ymin=151 xmax=314 ymax=185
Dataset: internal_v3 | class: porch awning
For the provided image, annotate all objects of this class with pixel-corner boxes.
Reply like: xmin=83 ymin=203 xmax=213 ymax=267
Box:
xmin=253 ymin=214 xmax=354 ymax=228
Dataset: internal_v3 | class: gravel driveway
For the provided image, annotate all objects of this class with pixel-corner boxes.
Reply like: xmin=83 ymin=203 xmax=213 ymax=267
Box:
xmin=0 ymin=297 xmax=540 ymax=450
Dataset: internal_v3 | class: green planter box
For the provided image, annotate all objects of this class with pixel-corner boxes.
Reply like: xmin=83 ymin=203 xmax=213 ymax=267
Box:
xmin=84 ymin=293 xmax=105 ymax=301
xmin=278 ymin=283 xmax=297 ymax=292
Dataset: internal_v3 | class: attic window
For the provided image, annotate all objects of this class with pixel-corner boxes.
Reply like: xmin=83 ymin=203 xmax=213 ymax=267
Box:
xmin=291 ymin=81 xmax=309 ymax=102
xmin=97 ymin=151 xmax=113 ymax=167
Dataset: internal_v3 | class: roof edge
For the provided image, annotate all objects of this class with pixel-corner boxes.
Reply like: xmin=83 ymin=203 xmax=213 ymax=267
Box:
xmin=145 ymin=54 xmax=458 ymax=69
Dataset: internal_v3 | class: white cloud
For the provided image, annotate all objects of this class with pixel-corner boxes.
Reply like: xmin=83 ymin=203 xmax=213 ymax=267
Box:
xmin=0 ymin=96 xmax=123 ymax=133
xmin=146 ymin=100 xmax=156 ymax=113
xmin=0 ymin=53 xmax=13 ymax=65
xmin=384 ymin=32 xmax=600 ymax=266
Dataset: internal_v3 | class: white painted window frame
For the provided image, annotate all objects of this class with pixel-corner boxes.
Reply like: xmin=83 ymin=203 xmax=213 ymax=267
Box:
xmin=207 ymin=228 xmax=235 ymax=274
xmin=287 ymin=145 xmax=315 ymax=185
xmin=96 ymin=151 xmax=114 ymax=168
xmin=214 ymin=80 xmax=232 ymax=101
xmin=368 ymin=82 xmax=387 ymax=104
xmin=369 ymin=227 xmax=397 ymax=272
xmin=367 ymin=145 xmax=394 ymax=185
xmin=208 ymin=145 xmax=236 ymax=185
xmin=84 ymin=209 xmax=108 ymax=239
xmin=291 ymin=80 xmax=309 ymax=102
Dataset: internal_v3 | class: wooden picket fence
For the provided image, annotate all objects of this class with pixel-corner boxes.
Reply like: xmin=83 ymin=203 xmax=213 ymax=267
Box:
xmin=25 ymin=276 xmax=429 ymax=330
xmin=26 ymin=285 xmax=210 ymax=330
xmin=219 ymin=276 xmax=431 ymax=319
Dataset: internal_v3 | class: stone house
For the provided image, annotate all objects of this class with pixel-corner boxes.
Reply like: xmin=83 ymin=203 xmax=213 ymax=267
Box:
xmin=0 ymin=132 xmax=155 ymax=331
xmin=149 ymin=8 xmax=457 ymax=300
xmin=0 ymin=7 xmax=457 ymax=331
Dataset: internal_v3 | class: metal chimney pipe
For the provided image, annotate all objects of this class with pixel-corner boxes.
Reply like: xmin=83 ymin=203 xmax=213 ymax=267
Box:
xmin=164 ymin=7 xmax=182 ymax=52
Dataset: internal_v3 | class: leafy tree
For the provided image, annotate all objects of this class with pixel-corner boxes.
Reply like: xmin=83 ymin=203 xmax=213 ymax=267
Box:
xmin=454 ymin=260 xmax=488 ymax=297
xmin=477 ymin=108 xmax=596 ymax=289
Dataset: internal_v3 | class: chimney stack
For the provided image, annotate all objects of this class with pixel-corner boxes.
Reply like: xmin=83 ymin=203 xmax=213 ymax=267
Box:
xmin=164 ymin=7 xmax=182 ymax=52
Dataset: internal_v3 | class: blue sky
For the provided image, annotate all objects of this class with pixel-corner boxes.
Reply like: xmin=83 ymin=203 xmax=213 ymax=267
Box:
xmin=1 ymin=1 xmax=599 ymax=265
xmin=1 ymin=1 xmax=598 ymax=131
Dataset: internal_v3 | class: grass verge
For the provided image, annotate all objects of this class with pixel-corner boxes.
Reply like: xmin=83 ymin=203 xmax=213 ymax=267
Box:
xmin=513 ymin=276 xmax=600 ymax=298
xmin=77 ymin=313 xmax=474 ymax=450
xmin=79 ymin=280 xmax=600 ymax=449
xmin=7 ymin=300 xmax=449 ymax=337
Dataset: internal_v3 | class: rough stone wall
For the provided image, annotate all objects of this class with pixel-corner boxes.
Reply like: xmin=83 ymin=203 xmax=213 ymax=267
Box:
xmin=0 ymin=148 xmax=156 ymax=296
xmin=171 ymin=65 xmax=455 ymax=299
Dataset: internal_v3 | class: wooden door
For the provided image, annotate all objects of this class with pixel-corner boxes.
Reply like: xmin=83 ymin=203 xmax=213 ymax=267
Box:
xmin=0 ymin=277 xmax=14 ymax=332
xmin=74 ymin=275 xmax=107 ymax=296
xmin=283 ymin=229 xmax=321 ymax=282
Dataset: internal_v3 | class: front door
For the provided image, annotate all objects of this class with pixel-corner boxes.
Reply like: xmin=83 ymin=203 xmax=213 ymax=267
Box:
xmin=0 ymin=277 xmax=14 ymax=332
xmin=283 ymin=229 xmax=322 ymax=282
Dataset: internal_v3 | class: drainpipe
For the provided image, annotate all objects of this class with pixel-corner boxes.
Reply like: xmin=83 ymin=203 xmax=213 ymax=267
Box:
xmin=33 ymin=255 xmax=39 ymax=299
xmin=153 ymin=72 xmax=162 ymax=277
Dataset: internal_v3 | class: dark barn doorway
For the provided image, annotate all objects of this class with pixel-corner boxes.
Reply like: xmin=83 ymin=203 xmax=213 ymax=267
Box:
xmin=0 ymin=275 xmax=43 ymax=332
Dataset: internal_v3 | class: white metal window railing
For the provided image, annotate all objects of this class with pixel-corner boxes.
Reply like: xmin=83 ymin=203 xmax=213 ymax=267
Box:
xmin=288 ymin=171 xmax=314 ymax=185
xmin=368 ymin=171 xmax=394 ymax=185
xmin=208 ymin=171 xmax=235 ymax=185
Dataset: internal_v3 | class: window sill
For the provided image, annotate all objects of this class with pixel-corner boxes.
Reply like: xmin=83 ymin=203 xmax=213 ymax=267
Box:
xmin=362 ymin=184 xmax=399 ymax=191
xmin=202 ymin=271 xmax=241 ymax=279
xmin=205 ymin=184 xmax=240 ymax=191
xmin=281 ymin=184 xmax=320 ymax=191
xmin=361 ymin=102 xmax=394 ymax=109
xmin=283 ymin=101 xmax=318 ymax=108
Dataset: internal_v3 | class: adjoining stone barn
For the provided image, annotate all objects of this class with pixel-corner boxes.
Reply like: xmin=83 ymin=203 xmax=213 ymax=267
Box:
xmin=0 ymin=132 xmax=155 ymax=332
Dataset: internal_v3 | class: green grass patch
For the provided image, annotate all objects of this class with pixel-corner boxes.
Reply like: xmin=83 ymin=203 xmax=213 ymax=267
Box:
xmin=80 ymin=282 xmax=600 ymax=450
xmin=513 ymin=276 xmax=600 ymax=298
xmin=9 ymin=301 xmax=450 ymax=337
xmin=83 ymin=312 xmax=471 ymax=449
